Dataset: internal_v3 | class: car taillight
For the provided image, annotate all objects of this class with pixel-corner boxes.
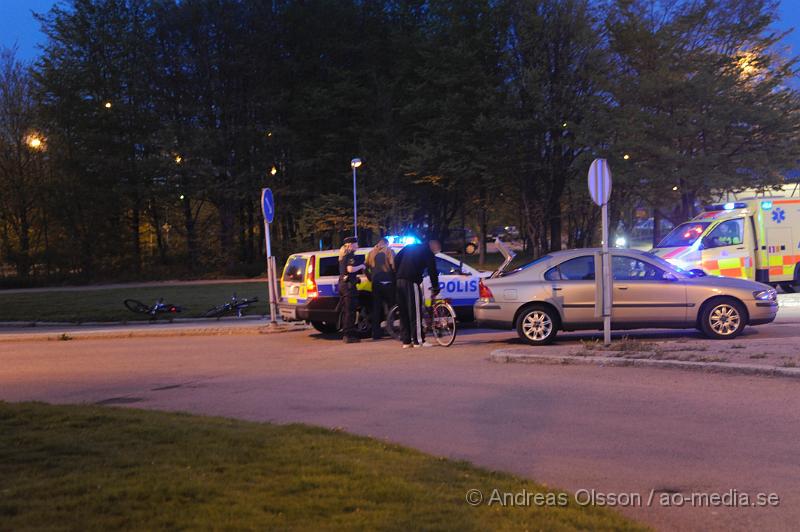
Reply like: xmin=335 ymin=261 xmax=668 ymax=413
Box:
xmin=306 ymin=255 xmax=318 ymax=299
xmin=478 ymin=279 xmax=494 ymax=301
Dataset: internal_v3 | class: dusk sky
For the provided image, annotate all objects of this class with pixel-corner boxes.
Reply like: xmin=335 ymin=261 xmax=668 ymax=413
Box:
xmin=2 ymin=0 xmax=800 ymax=68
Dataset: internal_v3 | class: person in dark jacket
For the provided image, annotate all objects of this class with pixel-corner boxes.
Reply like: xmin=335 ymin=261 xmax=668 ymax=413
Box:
xmin=366 ymin=237 xmax=395 ymax=340
xmin=394 ymin=239 xmax=441 ymax=348
xmin=339 ymin=236 xmax=365 ymax=343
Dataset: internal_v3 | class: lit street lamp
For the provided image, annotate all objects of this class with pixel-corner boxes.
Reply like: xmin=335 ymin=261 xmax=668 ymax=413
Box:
xmin=103 ymin=101 xmax=112 ymax=109
xmin=26 ymin=134 xmax=45 ymax=150
xmin=350 ymin=158 xmax=362 ymax=239
xmin=270 ymin=165 xmax=277 ymax=176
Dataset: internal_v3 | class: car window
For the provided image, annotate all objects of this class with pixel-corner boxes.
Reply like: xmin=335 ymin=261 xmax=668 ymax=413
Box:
xmin=703 ymin=219 xmax=744 ymax=249
xmin=435 ymin=257 xmax=461 ymax=275
xmin=498 ymin=254 xmax=553 ymax=277
xmin=548 ymin=256 xmax=595 ymax=281
xmin=612 ymin=256 xmax=666 ymax=281
xmin=282 ymin=256 xmax=307 ymax=282
xmin=544 ymin=266 xmax=560 ymax=281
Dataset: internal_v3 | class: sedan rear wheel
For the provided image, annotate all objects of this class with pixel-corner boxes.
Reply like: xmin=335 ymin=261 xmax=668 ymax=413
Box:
xmin=700 ymin=298 xmax=745 ymax=339
xmin=516 ymin=306 xmax=558 ymax=345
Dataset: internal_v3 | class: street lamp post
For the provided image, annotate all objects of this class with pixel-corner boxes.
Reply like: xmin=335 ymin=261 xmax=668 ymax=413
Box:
xmin=350 ymin=158 xmax=362 ymax=239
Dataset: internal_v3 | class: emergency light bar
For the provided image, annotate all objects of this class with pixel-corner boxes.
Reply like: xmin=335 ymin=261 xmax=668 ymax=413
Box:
xmin=705 ymin=202 xmax=746 ymax=211
xmin=386 ymin=235 xmax=421 ymax=246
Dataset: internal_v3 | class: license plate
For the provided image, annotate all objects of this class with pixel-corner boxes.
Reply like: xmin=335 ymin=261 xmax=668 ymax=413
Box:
xmin=281 ymin=307 xmax=297 ymax=320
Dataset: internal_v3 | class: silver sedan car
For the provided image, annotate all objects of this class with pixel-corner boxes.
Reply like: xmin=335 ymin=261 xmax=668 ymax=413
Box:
xmin=474 ymin=248 xmax=778 ymax=345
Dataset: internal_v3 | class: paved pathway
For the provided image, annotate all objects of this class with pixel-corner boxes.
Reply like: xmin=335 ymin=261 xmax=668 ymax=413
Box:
xmin=2 ymin=326 xmax=799 ymax=531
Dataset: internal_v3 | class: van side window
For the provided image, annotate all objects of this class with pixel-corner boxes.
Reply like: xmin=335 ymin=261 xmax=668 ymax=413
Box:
xmin=549 ymin=256 xmax=595 ymax=281
xmin=318 ymin=257 xmax=339 ymax=277
xmin=704 ymin=219 xmax=744 ymax=249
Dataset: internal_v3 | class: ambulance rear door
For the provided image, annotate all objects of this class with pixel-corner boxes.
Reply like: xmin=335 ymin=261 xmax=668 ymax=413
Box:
xmin=765 ymin=200 xmax=800 ymax=283
xmin=765 ymin=226 xmax=795 ymax=282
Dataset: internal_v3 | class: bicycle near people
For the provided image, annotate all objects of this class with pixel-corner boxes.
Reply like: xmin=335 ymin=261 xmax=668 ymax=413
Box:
xmin=123 ymin=298 xmax=182 ymax=319
xmin=385 ymin=297 xmax=457 ymax=347
xmin=203 ymin=293 xmax=259 ymax=318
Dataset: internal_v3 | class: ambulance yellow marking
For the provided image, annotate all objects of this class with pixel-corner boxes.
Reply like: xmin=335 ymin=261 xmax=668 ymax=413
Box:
xmin=720 ymin=268 xmax=744 ymax=277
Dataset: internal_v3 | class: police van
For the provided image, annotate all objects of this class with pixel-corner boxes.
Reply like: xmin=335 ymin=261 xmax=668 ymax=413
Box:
xmin=651 ymin=197 xmax=800 ymax=292
xmin=278 ymin=243 xmax=488 ymax=334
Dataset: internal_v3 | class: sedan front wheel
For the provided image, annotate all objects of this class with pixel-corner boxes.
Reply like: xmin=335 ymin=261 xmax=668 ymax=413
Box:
xmin=700 ymin=298 xmax=746 ymax=339
xmin=516 ymin=305 xmax=558 ymax=345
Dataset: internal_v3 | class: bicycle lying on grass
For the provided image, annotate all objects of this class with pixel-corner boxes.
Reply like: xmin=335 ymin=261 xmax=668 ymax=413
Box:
xmin=385 ymin=298 xmax=457 ymax=347
xmin=203 ymin=294 xmax=259 ymax=318
xmin=123 ymin=298 xmax=183 ymax=319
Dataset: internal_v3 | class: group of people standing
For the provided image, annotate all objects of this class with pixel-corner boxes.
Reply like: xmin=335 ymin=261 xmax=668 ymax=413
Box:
xmin=337 ymin=237 xmax=441 ymax=347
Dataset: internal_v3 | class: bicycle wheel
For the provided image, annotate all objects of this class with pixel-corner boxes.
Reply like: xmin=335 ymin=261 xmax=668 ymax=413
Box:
xmin=431 ymin=302 xmax=457 ymax=347
xmin=385 ymin=305 xmax=402 ymax=341
xmin=203 ymin=305 xmax=227 ymax=318
xmin=124 ymin=299 xmax=150 ymax=314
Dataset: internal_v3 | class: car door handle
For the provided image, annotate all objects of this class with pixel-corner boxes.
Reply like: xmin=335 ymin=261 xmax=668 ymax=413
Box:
xmin=736 ymin=247 xmax=745 ymax=250
xmin=553 ymin=287 xmax=562 ymax=291
xmin=616 ymin=286 xmax=628 ymax=290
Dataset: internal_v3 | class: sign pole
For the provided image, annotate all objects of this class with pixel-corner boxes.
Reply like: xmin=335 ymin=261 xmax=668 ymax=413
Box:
xmin=352 ymin=165 xmax=358 ymax=239
xmin=261 ymin=188 xmax=279 ymax=327
xmin=587 ymin=159 xmax=613 ymax=346
xmin=601 ymin=201 xmax=611 ymax=346
xmin=264 ymin=220 xmax=278 ymax=326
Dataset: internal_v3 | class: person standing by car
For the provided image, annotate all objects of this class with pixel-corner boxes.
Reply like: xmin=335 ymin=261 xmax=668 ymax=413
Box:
xmin=366 ymin=237 xmax=396 ymax=340
xmin=339 ymin=236 xmax=365 ymax=343
xmin=395 ymin=239 xmax=441 ymax=348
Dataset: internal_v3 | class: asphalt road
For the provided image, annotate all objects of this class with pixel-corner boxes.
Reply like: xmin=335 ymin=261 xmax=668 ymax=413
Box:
xmin=3 ymin=320 xmax=800 ymax=532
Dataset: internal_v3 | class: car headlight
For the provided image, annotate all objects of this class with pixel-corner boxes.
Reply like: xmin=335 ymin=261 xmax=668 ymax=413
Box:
xmin=753 ymin=289 xmax=777 ymax=301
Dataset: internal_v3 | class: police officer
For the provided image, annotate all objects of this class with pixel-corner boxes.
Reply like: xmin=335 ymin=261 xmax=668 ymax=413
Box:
xmin=339 ymin=236 xmax=365 ymax=343
xmin=395 ymin=239 xmax=441 ymax=348
xmin=366 ymin=237 xmax=396 ymax=340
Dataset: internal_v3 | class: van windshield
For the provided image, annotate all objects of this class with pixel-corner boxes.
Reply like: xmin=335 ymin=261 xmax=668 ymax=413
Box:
xmin=655 ymin=222 xmax=711 ymax=248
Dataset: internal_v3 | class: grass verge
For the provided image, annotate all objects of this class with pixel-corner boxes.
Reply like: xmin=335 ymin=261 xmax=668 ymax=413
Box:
xmin=0 ymin=402 xmax=644 ymax=531
xmin=0 ymin=282 xmax=268 ymax=322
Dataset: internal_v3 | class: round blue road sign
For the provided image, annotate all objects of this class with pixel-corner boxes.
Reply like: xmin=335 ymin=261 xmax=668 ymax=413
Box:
xmin=261 ymin=188 xmax=275 ymax=224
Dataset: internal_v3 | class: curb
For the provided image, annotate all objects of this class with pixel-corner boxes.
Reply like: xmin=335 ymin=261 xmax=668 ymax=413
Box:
xmin=0 ymin=322 xmax=308 ymax=343
xmin=490 ymin=349 xmax=800 ymax=380
xmin=0 ymin=315 xmax=268 ymax=329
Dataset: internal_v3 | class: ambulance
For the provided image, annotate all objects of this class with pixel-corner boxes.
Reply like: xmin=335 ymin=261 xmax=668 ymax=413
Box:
xmin=278 ymin=240 xmax=489 ymax=335
xmin=651 ymin=197 xmax=800 ymax=292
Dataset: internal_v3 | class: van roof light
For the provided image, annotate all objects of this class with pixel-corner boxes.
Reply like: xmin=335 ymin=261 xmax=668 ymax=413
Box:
xmin=705 ymin=202 xmax=746 ymax=212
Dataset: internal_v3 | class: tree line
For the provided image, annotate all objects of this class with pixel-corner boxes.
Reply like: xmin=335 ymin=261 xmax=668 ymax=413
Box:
xmin=1 ymin=0 xmax=799 ymax=285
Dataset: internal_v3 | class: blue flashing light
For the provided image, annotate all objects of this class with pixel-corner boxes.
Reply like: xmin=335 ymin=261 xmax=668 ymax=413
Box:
xmin=386 ymin=235 xmax=421 ymax=246
xmin=761 ymin=200 xmax=773 ymax=210
xmin=723 ymin=202 xmax=735 ymax=210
